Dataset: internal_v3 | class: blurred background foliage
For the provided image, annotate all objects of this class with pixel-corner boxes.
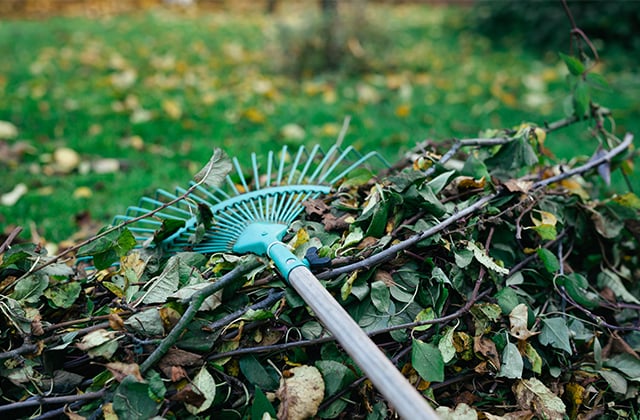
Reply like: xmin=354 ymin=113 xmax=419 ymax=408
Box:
xmin=0 ymin=0 xmax=638 ymax=245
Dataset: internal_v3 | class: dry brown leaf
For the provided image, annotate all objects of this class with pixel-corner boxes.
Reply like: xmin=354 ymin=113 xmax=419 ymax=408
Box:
xmin=473 ymin=335 xmax=501 ymax=371
xmin=276 ymin=365 xmax=325 ymax=420
xmin=105 ymin=362 xmax=143 ymax=383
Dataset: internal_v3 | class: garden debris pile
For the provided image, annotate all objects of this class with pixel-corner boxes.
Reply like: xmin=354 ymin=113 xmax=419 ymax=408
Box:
xmin=0 ymin=120 xmax=639 ymax=419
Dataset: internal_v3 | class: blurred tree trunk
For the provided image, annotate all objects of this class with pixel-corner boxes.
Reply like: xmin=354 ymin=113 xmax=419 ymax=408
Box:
xmin=319 ymin=0 xmax=340 ymax=70
xmin=266 ymin=0 xmax=277 ymax=14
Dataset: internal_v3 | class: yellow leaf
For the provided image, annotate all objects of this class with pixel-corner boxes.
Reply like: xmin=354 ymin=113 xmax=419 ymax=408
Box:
xmin=162 ymin=99 xmax=182 ymax=120
xmin=291 ymin=228 xmax=309 ymax=249
xmin=243 ymin=107 xmax=265 ymax=124
xmin=395 ymin=104 xmax=411 ymax=118
xmin=530 ymin=210 xmax=557 ymax=227
xmin=73 ymin=186 xmax=92 ymax=199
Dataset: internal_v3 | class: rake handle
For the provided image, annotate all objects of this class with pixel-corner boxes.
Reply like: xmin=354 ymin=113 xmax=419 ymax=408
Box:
xmin=288 ymin=265 xmax=439 ymax=419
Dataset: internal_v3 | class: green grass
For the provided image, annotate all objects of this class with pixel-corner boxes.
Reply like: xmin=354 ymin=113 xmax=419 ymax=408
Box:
xmin=1 ymin=4 xmax=638 ymax=244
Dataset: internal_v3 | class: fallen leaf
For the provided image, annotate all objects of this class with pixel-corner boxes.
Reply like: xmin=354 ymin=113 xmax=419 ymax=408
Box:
xmin=474 ymin=335 xmax=500 ymax=371
xmin=185 ymin=367 xmax=216 ymax=414
xmin=1 ymin=183 xmax=28 ymax=206
xmin=53 ymin=147 xmax=80 ymax=173
xmin=513 ymin=377 xmax=566 ymax=420
xmin=276 ymin=365 xmax=325 ymax=420
xmin=0 ymin=120 xmax=18 ymax=139
xmin=106 ymin=362 xmax=144 ymax=383
xmin=509 ymin=303 xmax=538 ymax=340
xmin=73 ymin=186 xmax=92 ymax=199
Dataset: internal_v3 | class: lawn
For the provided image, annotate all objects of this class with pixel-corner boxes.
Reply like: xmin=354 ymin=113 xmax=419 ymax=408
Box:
xmin=1 ymin=3 xmax=638 ymax=244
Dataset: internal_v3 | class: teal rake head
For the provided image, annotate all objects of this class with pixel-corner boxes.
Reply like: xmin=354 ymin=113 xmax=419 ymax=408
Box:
xmin=109 ymin=144 xmax=440 ymax=418
xmin=114 ymin=144 xmax=387 ymax=268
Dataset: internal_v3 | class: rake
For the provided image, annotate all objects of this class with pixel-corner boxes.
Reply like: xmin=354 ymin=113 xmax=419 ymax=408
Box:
xmin=116 ymin=144 xmax=439 ymax=419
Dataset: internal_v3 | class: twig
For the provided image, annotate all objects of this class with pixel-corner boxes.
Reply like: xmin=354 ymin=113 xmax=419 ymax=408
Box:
xmin=0 ymin=226 xmax=23 ymax=254
xmin=139 ymin=259 xmax=260 ymax=373
xmin=205 ymin=289 xmax=285 ymax=331
xmin=0 ymin=389 xmax=105 ymax=414
xmin=25 ymin=158 xmax=220 ymax=277
xmin=532 ymin=133 xmax=633 ymax=189
xmin=317 ymin=193 xmax=497 ymax=279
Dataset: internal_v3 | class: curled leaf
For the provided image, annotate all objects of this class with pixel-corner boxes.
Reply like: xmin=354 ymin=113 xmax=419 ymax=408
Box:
xmin=193 ymin=148 xmax=233 ymax=188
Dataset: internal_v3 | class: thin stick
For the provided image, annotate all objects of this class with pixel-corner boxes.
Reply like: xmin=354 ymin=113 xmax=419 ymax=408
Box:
xmin=0 ymin=226 xmax=23 ymax=253
xmin=25 ymin=156 xmax=220 ymax=276
xmin=0 ymin=390 xmax=105 ymax=414
xmin=319 ymin=132 xmax=634 ymax=280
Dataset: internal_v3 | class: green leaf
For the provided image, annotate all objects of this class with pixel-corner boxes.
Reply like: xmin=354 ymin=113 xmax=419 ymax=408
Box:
xmin=559 ymin=52 xmax=585 ymax=76
xmin=438 ymin=325 xmax=457 ymax=364
xmin=193 ymin=147 xmax=233 ymax=188
xmin=413 ymin=307 xmax=435 ymax=332
xmin=523 ymin=342 xmax=543 ymax=374
xmin=239 ymin=355 xmax=279 ymax=390
xmin=586 ymin=72 xmax=609 ymax=90
xmin=370 ymin=280 xmax=390 ymax=312
xmin=540 ymin=317 xmax=572 ymax=353
xmin=467 ymin=241 xmax=509 ymax=275
xmin=153 ymin=218 xmax=186 ymax=244
xmin=486 ymin=138 xmax=539 ymax=171
xmin=141 ymin=256 xmax=181 ymax=304
xmin=557 ymin=273 xmax=599 ymax=309
xmin=495 ymin=287 xmax=520 ymax=315
xmin=113 ymin=376 xmax=160 ymax=420
xmin=44 ymin=281 xmax=82 ymax=308
xmin=536 ymin=248 xmax=560 ymax=273
xmin=124 ymin=308 xmax=164 ymax=337
xmin=597 ymin=268 xmax=640 ymax=305
xmin=412 ymin=338 xmax=444 ymax=382
xmin=426 ymin=170 xmax=455 ymax=195
xmin=252 ymin=386 xmax=277 ymax=419
xmin=573 ymin=78 xmax=590 ymax=117
xmin=185 ymin=367 xmax=216 ymax=414
xmin=10 ymin=272 xmax=49 ymax=304
xmin=315 ymin=360 xmax=357 ymax=397
xmin=78 ymin=228 xmax=137 ymax=270
xmin=604 ymin=353 xmax=640 ymax=380
xmin=599 ymin=369 xmax=628 ymax=394
xmin=145 ymin=370 xmax=166 ymax=403
xmin=498 ymin=341 xmax=523 ymax=379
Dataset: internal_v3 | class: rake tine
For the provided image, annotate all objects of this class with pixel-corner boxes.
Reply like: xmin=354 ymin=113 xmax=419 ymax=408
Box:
xmin=296 ymin=144 xmax=321 ymax=184
xmin=286 ymin=145 xmax=306 ymax=185
xmin=275 ymin=145 xmax=287 ymax=186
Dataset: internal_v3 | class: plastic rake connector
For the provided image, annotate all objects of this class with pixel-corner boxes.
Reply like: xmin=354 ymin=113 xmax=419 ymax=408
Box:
xmin=113 ymin=144 xmax=388 ymax=260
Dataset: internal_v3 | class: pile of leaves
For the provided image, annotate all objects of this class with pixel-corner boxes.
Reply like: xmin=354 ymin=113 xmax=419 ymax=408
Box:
xmin=1 ymin=108 xmax=638 ymax=419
